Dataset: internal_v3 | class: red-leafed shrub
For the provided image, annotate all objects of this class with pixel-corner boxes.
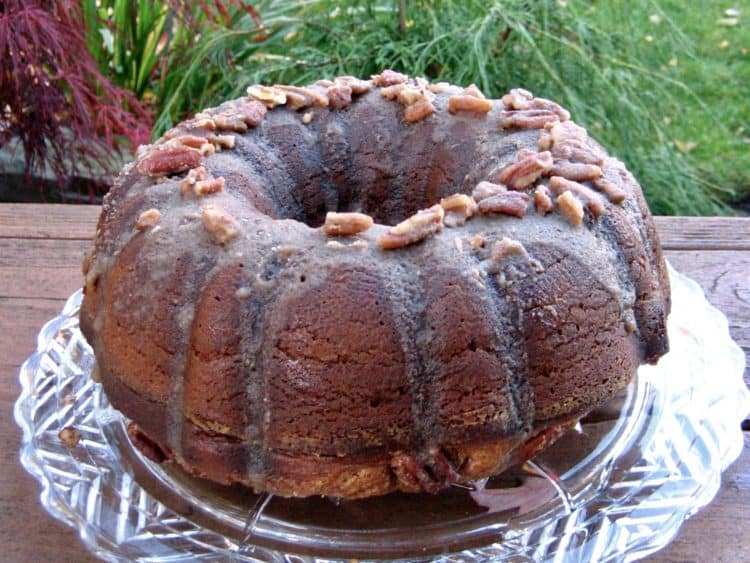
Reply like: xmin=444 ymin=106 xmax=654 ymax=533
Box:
xmin=0 ymin=0 xmax=152 ymax=199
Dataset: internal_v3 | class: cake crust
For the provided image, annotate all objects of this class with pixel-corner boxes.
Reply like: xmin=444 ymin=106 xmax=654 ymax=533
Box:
xmin=80 ymin=72 xmax=670 ymax=498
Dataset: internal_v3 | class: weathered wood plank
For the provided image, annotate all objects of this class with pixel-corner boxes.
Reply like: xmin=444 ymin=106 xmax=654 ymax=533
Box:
xmin=0 ymin=239 xmax=88 ymax=299
xmin=0 ymin=203 xmax=100 ymax=240
xmin=655 ymin=216 xmax=750 ymax=251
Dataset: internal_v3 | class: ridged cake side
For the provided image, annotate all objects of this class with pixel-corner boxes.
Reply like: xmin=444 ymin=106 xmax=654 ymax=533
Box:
xmin=80 ymin=73 xmax=670 ymax=498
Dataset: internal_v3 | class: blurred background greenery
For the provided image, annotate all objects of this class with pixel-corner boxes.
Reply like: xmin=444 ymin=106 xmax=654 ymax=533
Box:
xmin=3 ymin=0 xmax=748 ymax=215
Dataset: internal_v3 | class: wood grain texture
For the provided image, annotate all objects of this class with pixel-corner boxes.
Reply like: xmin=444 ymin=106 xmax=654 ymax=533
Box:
xmin=0 ymin=204 xmax=747 ymax=563
xmin=0 ymin=203 xmax=101 ymax=240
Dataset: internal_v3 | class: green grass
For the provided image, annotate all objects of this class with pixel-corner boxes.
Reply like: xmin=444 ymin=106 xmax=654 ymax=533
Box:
xmin=89 ymin=0 xmax=749 ymax=215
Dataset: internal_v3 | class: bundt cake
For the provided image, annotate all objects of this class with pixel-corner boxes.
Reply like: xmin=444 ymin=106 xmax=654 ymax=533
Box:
xmin=79 ymin=70 xmax=670 ymax=499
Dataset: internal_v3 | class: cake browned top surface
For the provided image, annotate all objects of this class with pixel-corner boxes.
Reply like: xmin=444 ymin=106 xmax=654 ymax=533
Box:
xmin=79 ymin=71 xmax=670 ymax=498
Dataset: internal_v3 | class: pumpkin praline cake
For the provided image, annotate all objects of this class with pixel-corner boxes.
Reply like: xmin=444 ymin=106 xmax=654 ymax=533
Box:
xmin=79 ymin=70 xmax=670 ymax=499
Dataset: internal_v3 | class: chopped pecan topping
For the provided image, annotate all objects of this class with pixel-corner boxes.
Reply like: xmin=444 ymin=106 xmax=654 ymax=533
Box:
xmin=548 ymin=160 xmax=603 ymax=182
xmin=58 ymin=426 xmax=81 ymax=448
xmin=207 ymin=133 xmax=236 ymax=150
xmin=472 ymin=180 xmax=506 ymax=202
xmin=555 ymin=190 xmax=584 ymax=227
xmin=213 ymin=112 xmax=248 ymax=133
xmin=190 ymin=116 xmax=217 ymax=131
xmin=302 ymin=111 xmax=313 ymax=124
xmin=549 ymin=175 xmax=606 ymax=218
xmin=377 ymin=204 xmax=444 ymax=250
xmin=201 ymin=204 xmax=241 ymax=245
xmin=501 ymin=88 xmax=534 ymax=109
xmin=323 ymin=211 xmax=374 ymax=236
xmin=199 ymin=142 xmax=216 ymax=157
xmin=334 ymin=75 xmax=372 ymax=95
xmin=498 ymin=109 xmax=560 ymax=130
xmin=470 ymin=234 xmax=485 ymax=249
xmin=372 ymin=69 xmax=408 ymax=86
xmin=538 ymin=131 xmax=553 ymax=150
xmin=404 ymin=97 xmax=436 ymax=122
xmin=179 ymin=166 xmax=209 ymax=195
xmin=327 ymin=83 xmax=353 ymax=109
xmin=135 ymin=208 xmax=161 ymax=231
xmin=477 ymin=191 xmax=530 ymax=218
xmin=463 ymin=84 xmax=486 ymax=98
xmin=448 ymin=93 xmax=493 ymax=114
xmin=488 ymin=237 xmax=527 ymax=272
xmin=314 ymin=79 xmax=334 ymax=88
xmin=236 ymin=100 xmax=267 ymax=126
xmin=440 ymin=193 xmax=478 ymax=227
xmin=246 ymin=84 xmax=287 ymax=108
xmin=137 ymin=145 xmax=201 ymax=176
xmin=592 ymin=177 xmax=628 ymax=204
xmin=497 ymin=151 xmax=553 ymax=190
xmin=194 ymin=176 xmax=225 ymax=197
xmin=534 ymin=184 xmax=553 ymax=215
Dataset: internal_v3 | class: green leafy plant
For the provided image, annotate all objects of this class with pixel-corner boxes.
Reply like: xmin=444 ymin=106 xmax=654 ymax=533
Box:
xmin=135 ymin=0 xmax=745 ymax=215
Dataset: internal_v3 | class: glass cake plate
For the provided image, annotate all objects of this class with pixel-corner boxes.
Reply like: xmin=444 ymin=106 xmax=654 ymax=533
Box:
xmin=14 ymin=264 xmax=749 ymax=562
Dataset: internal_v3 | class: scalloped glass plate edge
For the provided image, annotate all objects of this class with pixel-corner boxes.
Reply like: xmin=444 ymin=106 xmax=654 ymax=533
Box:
xmin=14 ymin=263 xmax=750 ymax=562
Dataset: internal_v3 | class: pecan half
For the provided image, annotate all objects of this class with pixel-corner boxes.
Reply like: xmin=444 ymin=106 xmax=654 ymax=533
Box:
xmin=548 ymin=160 xmax=603 ymax=182
xmin=404 ymin=97 xmax=436 ymax=123
xmin=592 ymin=177 xmax=628 ymax=204
xmin=501 ymin=88 xmax=534 ymax=109
xmin=236 ymin=100 xmax=267 ymax=126
xmin=448 ymin=94 xmax=493 ymax=114
xmin=213 ymin=112 xmax=248 ymax=133
xmin=323 ymin=211 xmax=374 ymax=236
xmin=555 ymin=190 xmax=584 ymax=227
xmin=471 ymin=180 xmax=506 ymax=202
xmin=334 ymin=75 xmax=372 ymax=95
xmin=276 ymin=85 xmax=329 ymax=110
xmin=377 ymin=204 xmax=445 ymax=250
xmin=549 ymin=175 xmax=606 ymax=218
xmin=194 ymin=176 xmax=225 ymax=197
xmin=137 ymin=145 xmax=201 ymax=176
xmin=546 ymin=120 xmax=588 ymax=144
xmin=380 ymin=83 xmax=406 ymax=100
xmin=534 ymin=184 xmax=553 ymax=215
xmin=174 ymin=134 xmax=209 ymax=149
xmin=327 ymin=83 xmax=353 ymax=109
xmin=135 ymin=208 xmax=161 ymax=231
xmin=201 ymin=204 xmax=241 ymax=245
xmin=372 ymin=69 xmax=408 ymax=86
xmin=477 ymin=191 xmax=530 ymax=218
xmin=440 ymin=193 xmax=478 ymax=227
xmin=246 ymin=84 xmax=287 ymax=108
xmin=498 ymin=109 xmax=560 ymax=130
xmin=527 ymin=97 xmax=570 ymax=121
xmin=497 ymin=151 xmax=553 ymax=190
xmin=551 ymin=140 xmax=604 ymax=165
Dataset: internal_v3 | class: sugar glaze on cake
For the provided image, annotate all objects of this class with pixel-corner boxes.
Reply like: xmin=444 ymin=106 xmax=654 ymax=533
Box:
xmin=80 ymin=70 xmax=670 ymax=498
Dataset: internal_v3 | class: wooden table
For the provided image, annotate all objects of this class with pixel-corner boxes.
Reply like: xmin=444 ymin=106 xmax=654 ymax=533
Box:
xmin=1 ymin=203 xmax=747 ymax=562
